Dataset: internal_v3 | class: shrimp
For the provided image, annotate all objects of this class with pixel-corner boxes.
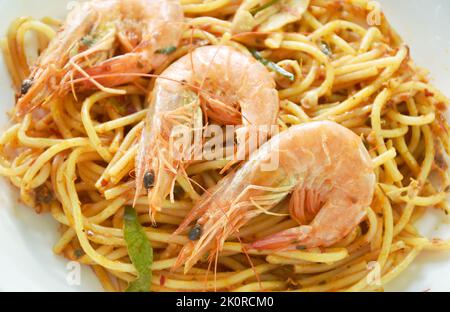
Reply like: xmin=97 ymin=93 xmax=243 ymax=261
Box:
xmin=15 ymin=0 xmax=184 ymax=117
xmin=173 ymin=121 xmax=376 ymax=272
xmin=134 ymin=45 xmax=279 ymax=221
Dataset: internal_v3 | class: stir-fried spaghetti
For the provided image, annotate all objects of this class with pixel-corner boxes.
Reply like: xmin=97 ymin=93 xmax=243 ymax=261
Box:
xmin=1 ymin=0 xmax=449 ymax=292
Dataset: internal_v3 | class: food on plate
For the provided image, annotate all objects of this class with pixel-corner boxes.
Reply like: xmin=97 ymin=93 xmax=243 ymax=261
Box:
xmin=0 ymin=0 xmax=449 ymax=292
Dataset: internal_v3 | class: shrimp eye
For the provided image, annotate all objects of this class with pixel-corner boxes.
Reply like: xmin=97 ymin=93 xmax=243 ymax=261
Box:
xmin=143 ymin=171 xmax=155 ymax=190
xmin=21 ymin=79 xmax=33 ymax=95
xmin=188 ymin=224 xmax=202 ymax=241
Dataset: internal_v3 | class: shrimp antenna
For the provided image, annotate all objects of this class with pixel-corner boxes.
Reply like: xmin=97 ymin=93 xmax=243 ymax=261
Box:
xmin=68 ymin=60 xmax=126 ymax=95
xmin=69 ymin=70 xmax=79 ymax=102
xmin=64 ymin=72 xmax=215 ymax=98
xmin=176 ymin=169 xmax=262 ymax=289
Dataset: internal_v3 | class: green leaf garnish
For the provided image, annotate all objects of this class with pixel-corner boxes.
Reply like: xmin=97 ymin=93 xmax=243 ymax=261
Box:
xmin=74 ymin=249 xmax=84 ymax=259
xmin=250 ymin=0 xmax=281 ymax=15
xmin=249 ymin=48 xmax=295 ymax=81
xmin=155 ymin=46 xmax=177 ymax=55
xmin=123 ymin=206 xmax=153 ymax=292
xmin=81 ymin=35 xmax=95 ymax=47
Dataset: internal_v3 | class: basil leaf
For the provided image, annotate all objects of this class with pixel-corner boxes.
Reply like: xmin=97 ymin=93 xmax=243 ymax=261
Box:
xmin=250 ymin=0 xmax=281 ymax=15
xmin=249 ymin=49 xmax=295 ymax=81
xmin=155 ymin=46 xmax=177 ymax=55
xmin=123 ymin=206 xmax=153 ymax=292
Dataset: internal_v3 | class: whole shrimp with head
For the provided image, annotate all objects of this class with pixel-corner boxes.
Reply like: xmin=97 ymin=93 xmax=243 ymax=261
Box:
xmin=173 ymin=121 xmax=376 ymax=272
xmin=15 ymin=0 xmax=184 ymax=118
xmin=134 ymin=45 xmax=279 ymax=221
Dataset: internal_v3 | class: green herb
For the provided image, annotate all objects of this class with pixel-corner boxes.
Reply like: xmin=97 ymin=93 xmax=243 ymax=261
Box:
xmin=123 ymin=206 xmax=153 ymax=292
xmin=156 ymin=46 xmax=177 ymax=55
xmin=81 ymin=35 xmax=95 ymax=47
xmin=74 ymin=249 xmax=84 ymax=259
xmin=69 ymin=46 xmax=79 ymax=59
xmin=250 ymin=0 xmax=281 ymax=15
xmin=249 ymin=48 xmax=295 ymax=81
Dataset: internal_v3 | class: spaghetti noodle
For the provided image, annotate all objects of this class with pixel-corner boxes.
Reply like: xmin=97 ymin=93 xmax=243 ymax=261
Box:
xmin=1 ymin=0 xmax=449 ymax=292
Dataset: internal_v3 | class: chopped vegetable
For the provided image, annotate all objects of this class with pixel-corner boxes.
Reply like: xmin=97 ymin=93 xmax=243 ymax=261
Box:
xmin=156 ymin=46 xmax=177 ymax=55
xmin=34 ymin=185 xmax=54 ymax=204
xmin=249 ymin=49 xmax=295 ymax=81
xmin=81 ymin=35 xmax=95 ymax=47
xmin=231 ymin=9 xmax=256 ymax=33
xmin=123 ymin=206 xmax=153 ymax=292
xmin=74 ymin=249 xmax=84 ymax=259
xmin=250 ymin=0 xmax=281 ymax=15
xmin=319 ymin=41 xmax=332 ymax=57
xmin=254 ymin=0 xmax=310 ymax=32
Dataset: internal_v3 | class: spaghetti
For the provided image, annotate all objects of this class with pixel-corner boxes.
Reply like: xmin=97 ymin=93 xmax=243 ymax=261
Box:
xmin=1 ymin=0 xmax=449 ymax=292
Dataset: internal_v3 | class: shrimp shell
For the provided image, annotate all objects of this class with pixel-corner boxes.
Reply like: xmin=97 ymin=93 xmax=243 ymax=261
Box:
xmin=16 ymin=0 xmax=184 ymax=117
xmin=174 ymin=121 xmax=376 ymax=271
xmin=134 ymin=45 xmax=279 ymax=219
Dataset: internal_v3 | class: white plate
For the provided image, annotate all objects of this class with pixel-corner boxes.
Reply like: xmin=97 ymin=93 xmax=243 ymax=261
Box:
xmin=0 ymin=0 xmax=449 ymax=292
